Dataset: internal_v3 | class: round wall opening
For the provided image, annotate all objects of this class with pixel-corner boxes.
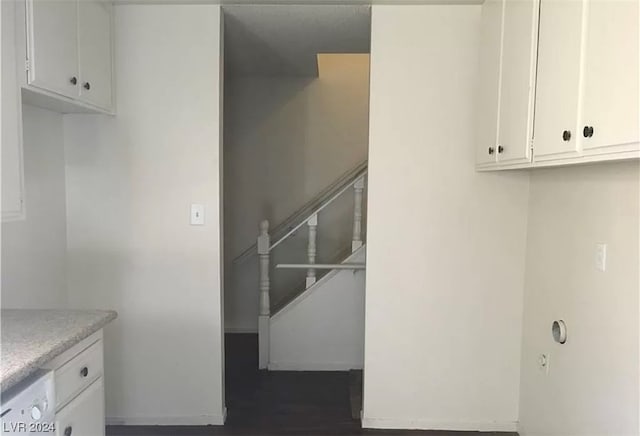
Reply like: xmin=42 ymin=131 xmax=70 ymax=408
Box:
xmin=552 ymin=320 xmax=567 ymax=344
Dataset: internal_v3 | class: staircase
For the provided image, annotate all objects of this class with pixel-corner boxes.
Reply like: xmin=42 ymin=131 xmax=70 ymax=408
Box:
xmin=255 ymin=164 xmax=367 ymax=369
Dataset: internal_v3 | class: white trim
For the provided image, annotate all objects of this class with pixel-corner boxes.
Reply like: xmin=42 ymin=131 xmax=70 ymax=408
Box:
xmin=224 ymin=327 xmax=258 ymax=334
xmin=268 ymin=361 xmax=363 ymax=371
xmin=106 ymin=409 xmax=227 ymax=426
xmin=361 ymin=416 xmax=517 ymax=432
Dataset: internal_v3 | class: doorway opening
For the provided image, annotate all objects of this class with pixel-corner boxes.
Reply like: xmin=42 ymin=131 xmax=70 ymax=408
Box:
xmin=221 ymin=4 xmax=371 ymax=431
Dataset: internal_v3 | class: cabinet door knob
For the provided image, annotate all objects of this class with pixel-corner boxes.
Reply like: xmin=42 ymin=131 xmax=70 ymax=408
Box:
xmin=80 ymin=366 xmax=89 ymax=377
xmin=488 ymin=146 xmax=495 ymax=155
xmin=69 ymin=77 xmax=77 ymax=85
xmin=497 ymin=145 xmax=504 ymax=154
xmin=562 ymin=130 xmax=571 ymax=141
xmin=64 ymin=426 xmax=72 ymax=436
xmin=583 ymin=126 xmax=594 ymax=138
xmin=83 ymin=82 xmax=91 ymax=90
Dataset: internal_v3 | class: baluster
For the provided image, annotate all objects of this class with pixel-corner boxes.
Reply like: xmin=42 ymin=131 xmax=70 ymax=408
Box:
xmin=352 ymin=177 xmax=365 ymax=252
xmin=306 ymin=214 xmax=318 ymax=288
xmin=257 ymin=220 xmax=270 ymax=369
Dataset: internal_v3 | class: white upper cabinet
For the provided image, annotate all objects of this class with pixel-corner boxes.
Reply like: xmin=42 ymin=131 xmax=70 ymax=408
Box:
xmin=478 ymin=0 xmax=639 ymax=169
xmin=476 ymin=0 xmax=503 ymax=166
xmin=25 ymin=0 xmax=113 ymax=112
xmin=476 ymin=0 xmax=538 ymax=168
xmin=579 ymin=0 xmax=639 ymax=155
xmin=27 ymin=0 xmax=79 ymax=99
xmin=78 ymin=0 xmax=113 ymax=109
xmin=496 ymin=0 xmax=538 ymax=165
xmin=531 ymin=0 xmax=584 ymax=161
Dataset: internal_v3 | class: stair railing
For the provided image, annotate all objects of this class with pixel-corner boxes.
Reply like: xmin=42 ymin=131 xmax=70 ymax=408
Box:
xmin=256 ymin=173 xmax=367 ymax=369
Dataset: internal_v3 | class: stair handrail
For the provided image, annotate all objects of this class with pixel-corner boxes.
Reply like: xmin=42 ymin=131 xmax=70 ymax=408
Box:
xmin=232 ymin=160 xmax=368 ymax=265
xmin=276 ymin=263 xmax=366 ymax=270
xmin=269 ymin=168 xmax=367 ymax=252
xmin=256 ymin=165 xmax=367 ymax=370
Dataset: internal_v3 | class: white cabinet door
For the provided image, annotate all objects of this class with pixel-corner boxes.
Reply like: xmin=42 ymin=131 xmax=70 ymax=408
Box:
xmin=27 ymin=0 xmax=79 ymax=99
xmin=476 ymin=0 xmax=502 ymax=166
xmin=533 ymin=0 xmax=584 ymax=161
xmin=55 ymin=377 xmax=105 ymax=436
xmin=496 ymin=0 xmax=537 ymax=165
xmin=2 ymin=0 xmax=25 ymax=221
xmin=579 ymin=0 xmax=639 ymax=154
xmin=78 ymin=0 xmax=112 ymax=110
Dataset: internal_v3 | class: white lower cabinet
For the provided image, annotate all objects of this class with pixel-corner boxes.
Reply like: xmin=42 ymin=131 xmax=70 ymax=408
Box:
xmin=55 ymin=378 xmax=105 ymax=436
xmin=42 ymin=331 xmax=107 ymax=436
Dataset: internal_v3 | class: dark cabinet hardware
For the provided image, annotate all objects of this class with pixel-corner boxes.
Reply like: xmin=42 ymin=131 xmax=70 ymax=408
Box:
xmin=80 ymin=366 xmax=89 ymax=377
xmin=562 ymin=130 xmax=571 ymax=141
xmin=83 ymin=82 xmax=91 ymax=90
xmin=488 ymin=146 xmax=495 ymax=155
xmin=64 ymin=426 xmax=72 ymax=436
xmin=69 ymin=77 xmax=77 ymax=85
xmin=498 ymin=145 xmax=504 ymax=154
xmin=583 ymin=126 xmax=594 ymax=138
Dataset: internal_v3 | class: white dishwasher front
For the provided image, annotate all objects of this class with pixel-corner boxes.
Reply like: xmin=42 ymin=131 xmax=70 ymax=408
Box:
xmin=1 ymin=370 xmax=55 ymax=435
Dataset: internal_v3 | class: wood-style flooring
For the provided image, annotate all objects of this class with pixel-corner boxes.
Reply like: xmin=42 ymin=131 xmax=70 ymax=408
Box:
xmin=106 ymin=334 xmax=517 ymax=436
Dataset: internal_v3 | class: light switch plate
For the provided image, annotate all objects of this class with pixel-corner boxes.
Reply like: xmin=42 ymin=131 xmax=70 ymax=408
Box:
xmin=191 ymin=204 xmax=205 ymax=225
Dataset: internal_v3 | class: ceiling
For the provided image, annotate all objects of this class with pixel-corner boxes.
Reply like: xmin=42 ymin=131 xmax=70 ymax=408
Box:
xmin=223 ymin=5 xmax=371 ymax=77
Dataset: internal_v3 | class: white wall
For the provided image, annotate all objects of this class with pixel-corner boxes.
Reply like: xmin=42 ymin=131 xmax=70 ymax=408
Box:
xmin=1 ymin=105 xmax=67 ymax=309
xmin=269 ymin=248 xmax=365 ymax=370
xmin=519 ymin=162 xmax=639 ymax=436
xmin=362 ymin=5 xmax=530 ymax=431
xmin=63 ymin=5 xmax=225 ymax=424
xmin=224 ymin=54 xmax=369 ymax=332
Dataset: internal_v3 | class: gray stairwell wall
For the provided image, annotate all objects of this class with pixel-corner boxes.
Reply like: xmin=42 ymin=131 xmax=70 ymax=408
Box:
xmin=223 ymin=55 xmax=370 ymax=332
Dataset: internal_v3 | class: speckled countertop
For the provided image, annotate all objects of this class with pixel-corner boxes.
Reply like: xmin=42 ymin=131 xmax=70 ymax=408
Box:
xmin=1 ymin=309 xmax=117 ymax=392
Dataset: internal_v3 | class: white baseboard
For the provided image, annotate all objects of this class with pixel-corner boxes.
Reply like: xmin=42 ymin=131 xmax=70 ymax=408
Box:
xmin=268 ymin=361 xmax=363 ymax=371
xmin=361 ymin=416 xmax=517 ymax=432
xmin=107 ymin=409 xmax=227 ymax=426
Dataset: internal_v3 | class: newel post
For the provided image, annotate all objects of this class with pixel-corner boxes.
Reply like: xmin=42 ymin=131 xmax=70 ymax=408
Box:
xmin=306 ymin=214 xmax=318 ymax=288
xmin=257 ymin=220 xmax=270 ymax=369
xmin=352 ymin=177 xmax=365 ymax=252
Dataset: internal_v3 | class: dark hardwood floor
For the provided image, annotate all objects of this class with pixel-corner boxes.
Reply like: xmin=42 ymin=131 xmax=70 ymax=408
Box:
xmin=107 ymin=334 xmax=517 ymax=436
